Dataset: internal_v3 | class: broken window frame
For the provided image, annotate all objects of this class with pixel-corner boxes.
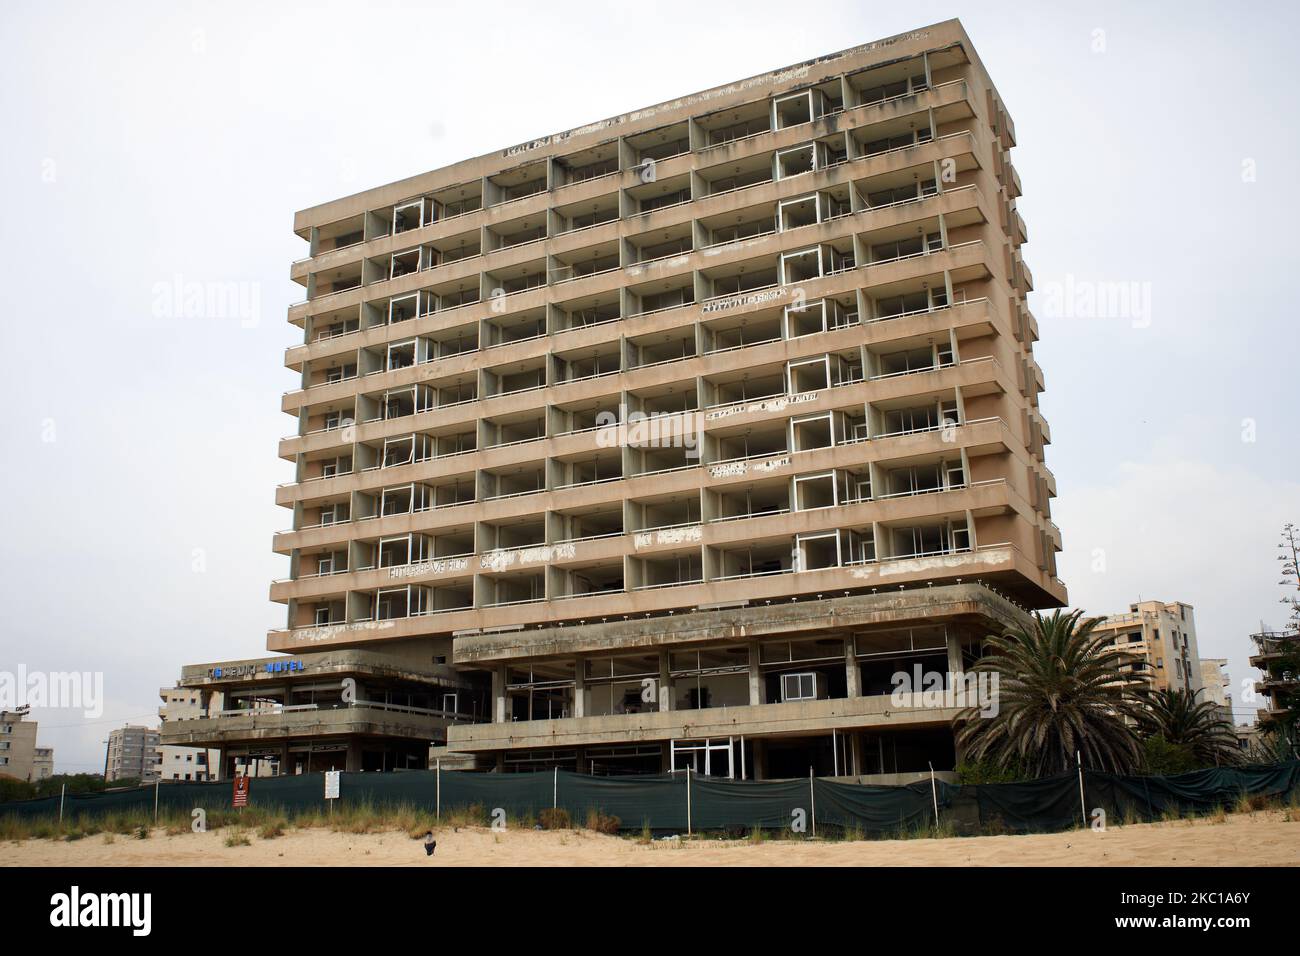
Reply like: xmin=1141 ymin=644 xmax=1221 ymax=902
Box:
xmin=777 ymin=193 xmax=820 ymax=232
xmin=787 ymin=354 xmax=831 ymax=395
xmin=789 ymin=410 xmax=836 ymax=452
xmin=775 ymin=143 xmax=817 ymax=180
xmin=793 ymin=471 xmax=838 ymax=511
xmin=779 ymin=246 xmax=823 ymax=285
xmin=795 ymin=530 xmax=842 ymax=572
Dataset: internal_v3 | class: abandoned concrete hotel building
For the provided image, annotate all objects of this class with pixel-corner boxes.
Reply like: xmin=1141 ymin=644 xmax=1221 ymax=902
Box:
xmin=163 ymin=20 xmax=1063 ymax=781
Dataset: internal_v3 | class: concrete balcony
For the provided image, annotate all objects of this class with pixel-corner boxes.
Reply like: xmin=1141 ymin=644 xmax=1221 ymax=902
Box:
xmin=446 ymin=692 xmax=961 ymax=754
xmin=160 ymin=703 xmax=455 ymax=749
xmin=266 ymin=548 xmax=1058 ymax=653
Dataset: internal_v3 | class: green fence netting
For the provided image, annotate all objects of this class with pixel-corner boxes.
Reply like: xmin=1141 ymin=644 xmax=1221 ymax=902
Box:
xmin=4 ymin=762 xmax=1297 ymax=835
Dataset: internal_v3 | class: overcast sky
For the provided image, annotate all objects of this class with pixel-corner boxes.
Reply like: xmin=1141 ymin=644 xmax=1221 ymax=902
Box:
xmin=1 ymin=0 xmax=1296 ymax=774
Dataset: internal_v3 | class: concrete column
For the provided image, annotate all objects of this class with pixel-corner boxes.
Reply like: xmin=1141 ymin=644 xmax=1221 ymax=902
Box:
xmin=573 ymin=657 xmax=586 ymax=718
xmin=492 ymin=663 xmax=508 ymax=723
xmin=946 ymin=631 xmax=963 ymax=679
xmin=752 ymin=738 xmax=767 ymax=781
xmin=848 ymin=732 xmax=863 ymax=778
xmin=658 ymin=650 xmax=673 ymax=712
xmin=747 ymin=641 xmax=762 ymax=706
xmin=947 ymin=630 xmax=968 ymax=766
xmin=345 ymin=740 xmax=362 ymax=773
xmin=844 ymin=636 xmax=860 ymax=697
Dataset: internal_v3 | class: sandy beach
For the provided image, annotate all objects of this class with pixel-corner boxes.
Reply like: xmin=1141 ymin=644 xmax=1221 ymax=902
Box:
xmin=2 ymin=810 xmax=1295 ymax=867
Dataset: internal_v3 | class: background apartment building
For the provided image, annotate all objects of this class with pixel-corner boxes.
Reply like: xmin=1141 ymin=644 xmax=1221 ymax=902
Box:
xmin=0 ymin=709 xmax=52 ymax=782
xmin=1199 ymin=658 xmax=1233 ymax=725
xmin=173 ymin=21 xmax=1061 ymax=779
xmin=158 ymin=687 xmax=219 ymax=781
xmin=1094 ymin=600 xmax=1205 ymax=697
xmin=104 ymin=725 xmax=161 ymax=783
xmin=1249 ymin=627 xmax=1298 ymax=740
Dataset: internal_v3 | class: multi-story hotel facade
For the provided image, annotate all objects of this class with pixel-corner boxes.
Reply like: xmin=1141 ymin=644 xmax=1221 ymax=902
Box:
xmin=166 ymin=20 xmax=1064 ymax=780
xmin=1093 ymin=600 xmax=1206 ymax=698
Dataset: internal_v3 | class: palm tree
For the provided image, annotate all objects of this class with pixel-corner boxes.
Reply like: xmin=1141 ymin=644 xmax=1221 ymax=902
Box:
xmin=1137 ymin=687 xmax=1242 ymax=767
xmin=954 ymin=608 xmax=1149 ymax=777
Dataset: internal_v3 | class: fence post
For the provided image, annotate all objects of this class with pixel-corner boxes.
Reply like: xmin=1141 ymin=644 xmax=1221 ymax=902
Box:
xmin=1076 ymin=750 xmax=1087 ymax=828
xmin=59 ymin=783 xmax=65 ymax=824
xmin=928 ymin=762 xmax=939 ymax=827
xmin=553 ymin=766 xmax=558 ymax=809
xmin=809 ymin=767 xmax=816 ymax=838
xmin=436 ymin=759 xmax=441 ymax=821
xmin=686 ymin=766 xmax=692 ymax=836
xmin=154 ymin=778 xmax=160 ymax=825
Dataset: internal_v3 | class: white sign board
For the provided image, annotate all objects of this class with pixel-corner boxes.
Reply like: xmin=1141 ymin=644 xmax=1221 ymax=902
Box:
xmin=324 ymin=770 xmax=341 ymax=800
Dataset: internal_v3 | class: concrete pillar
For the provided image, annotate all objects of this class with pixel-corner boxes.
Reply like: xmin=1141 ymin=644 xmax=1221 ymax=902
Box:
xmin=747 ymin=641 xmax=762 ymax=706
xmin=658 ymin=650 xmax=673 ymax=712
xmin=345 ymin=740 xmax=362 ymax=773
xmin=848 ymin=732 xmax=862 ymax=778
xmin=492 ymin=663 xmax=508 ymax=723
xmin=573 ymin=657 xmax=586 ymax=718
xmin=947 ymin=631 xmax=967 ymax=765
xmin=844 ymin=636 xmax=860 ymax=697
xmin=752 ymin=738 xmax=767 ymax=781
xmin=946 ymin=630 xmax=963 ymax=680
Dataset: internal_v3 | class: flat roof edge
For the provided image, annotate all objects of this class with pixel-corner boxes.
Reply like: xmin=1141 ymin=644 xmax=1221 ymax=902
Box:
xmin=291 ymin=19 xmax=968 ymax=230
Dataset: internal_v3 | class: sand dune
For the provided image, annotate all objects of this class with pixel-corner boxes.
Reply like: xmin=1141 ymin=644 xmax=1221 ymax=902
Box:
xmin=2 ymin=811 xmax=1296 ymax=867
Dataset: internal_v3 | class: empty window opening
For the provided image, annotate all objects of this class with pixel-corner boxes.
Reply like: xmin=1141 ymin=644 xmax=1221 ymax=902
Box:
xmin=776 ymin=144 xmax=816 ymax=179
xmin=774 ymin=91 xmax=814 ymax=129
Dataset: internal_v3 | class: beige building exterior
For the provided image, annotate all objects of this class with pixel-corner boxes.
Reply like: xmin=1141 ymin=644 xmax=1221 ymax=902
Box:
xmin=158 ymin=687 xmax=219 ymax=781
xmin=1199 ymin=658 xmax=1233 ymax=724
xmin=1094 ymin=600 xmax=1204 ymax=697
xmin=104 ymin=725 xmax=161 ymax=783
xmin=31 ymin=746 xmax=54 ymax=782
xmin=0 ymin=709 xmax=46 ymax=782
xmin=171 ymin=20 xmax=1064 ymax=779
xmin=161 ymin=650 xmax=475 ymax=777
xmin=1249 ymin=627 xmax=1298 ymax=734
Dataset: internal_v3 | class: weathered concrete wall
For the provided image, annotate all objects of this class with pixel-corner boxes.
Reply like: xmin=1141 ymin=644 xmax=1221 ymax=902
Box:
xmin=453 ymin=582 xmax=1028 ymax=665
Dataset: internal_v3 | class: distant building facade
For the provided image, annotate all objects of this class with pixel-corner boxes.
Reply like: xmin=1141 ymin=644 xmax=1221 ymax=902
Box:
xmin=1199 ymin=658 xmax=1233 ymax=724
xmin=104 ymin=725 xmax=161 ymax=783
xmin=0 ymin=709 xmax=47 ymax=782
xmin=158 ymin=687 xmax=220 ymax=781
xmin=1094 ymin=600 xmax=1204 ymax=696
xmin=1249 ymin=627 xmax=1298 ymax=738
xmin=31 ymin=747 xmax=54 ymax=782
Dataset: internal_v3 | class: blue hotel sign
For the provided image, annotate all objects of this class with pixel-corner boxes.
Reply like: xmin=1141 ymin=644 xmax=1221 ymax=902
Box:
xmin=210 ymin=660 xmax=307 ymax=678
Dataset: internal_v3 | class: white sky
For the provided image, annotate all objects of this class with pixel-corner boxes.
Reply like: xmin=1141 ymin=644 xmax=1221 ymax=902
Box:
xmin=1 ymin=0 xmax=1296 ymax=774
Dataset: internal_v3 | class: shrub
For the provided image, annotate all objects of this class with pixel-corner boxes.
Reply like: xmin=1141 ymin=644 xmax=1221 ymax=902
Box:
xmin=257 ymin=819 xmax=286 ymax=840
xmin=538 ymin=807 xmax=571 ymax=830
xmin=585 ymin=808 xmax=620 ymax=834
xmin=1142 ymin=736 xmax=1200 ymax=777
xmin=955 ymin=757 xmax=1027 ymax=785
